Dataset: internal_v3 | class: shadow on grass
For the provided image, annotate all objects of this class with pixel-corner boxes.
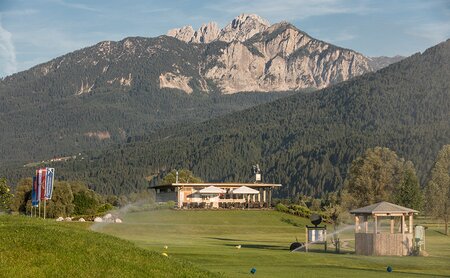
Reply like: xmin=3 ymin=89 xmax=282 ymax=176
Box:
xmin=207 ymin=237 xmax=355 ymax=253
xmin=305 ymin=265 xmax=449 ymax=277
xmin=206 ymin=237 xmax=273 ymax=243
xmin=224 ymin=243 xmax=288 ymax=250
xmin=294 ymin=249 xmax=356 ymax=255
xmin=206 ymin=237 xmax=288 ymax=250
xmin=435 ymin=230 xmax=449 ymax=236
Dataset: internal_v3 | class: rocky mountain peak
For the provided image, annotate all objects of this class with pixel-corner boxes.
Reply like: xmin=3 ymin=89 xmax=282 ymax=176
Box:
xmin=167 ymin=22 xmax=220 ymax=43
xmin=162 ymin=14 xmax=395 ymax=93
xmin=192 ymin=22 xmax=220 ymax=43
xmin=167 ymin=25 xmax=195 ymax=42
xmin=167 ymin=14 xmax=271 ymax=43
xmin=231 ymin=14 xmax=270 ymax=29
xmin=217 ymin=14 xmax=270 ymax=42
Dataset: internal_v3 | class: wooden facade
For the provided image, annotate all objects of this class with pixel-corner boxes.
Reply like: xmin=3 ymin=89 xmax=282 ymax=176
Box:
xmin=355 ymin=233 xmax=414 ymax=256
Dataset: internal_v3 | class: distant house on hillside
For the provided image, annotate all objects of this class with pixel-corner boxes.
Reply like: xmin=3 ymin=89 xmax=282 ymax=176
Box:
xmin=151 ymin=182 xmax=281 ymax=209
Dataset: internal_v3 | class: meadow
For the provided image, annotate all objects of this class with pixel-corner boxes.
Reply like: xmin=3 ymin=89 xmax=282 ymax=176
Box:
xmin=0 ymin=215 xmax=218 ymax=278
xmin=96 ymin=209 xmax=450 ymax=278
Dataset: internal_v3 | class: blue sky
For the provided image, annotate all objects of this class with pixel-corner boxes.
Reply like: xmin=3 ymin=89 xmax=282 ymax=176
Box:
xmin=0 ymin=0 xmax=449 ymax=77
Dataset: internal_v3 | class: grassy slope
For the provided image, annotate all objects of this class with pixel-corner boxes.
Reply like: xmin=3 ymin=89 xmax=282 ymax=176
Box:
xmin=0 ymin=215 xmax=219 ymax=278
xmin=97 ymin=210 xmax=450 ymax=278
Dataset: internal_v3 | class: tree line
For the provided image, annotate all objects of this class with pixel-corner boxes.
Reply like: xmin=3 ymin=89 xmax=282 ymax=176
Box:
xmin=274 ymin=145 xmax=450 ymax=235
xmin=1 ymin=145 xmax=449 ymax=235
xmin=2 ymin=178 xmax=152 ymax=219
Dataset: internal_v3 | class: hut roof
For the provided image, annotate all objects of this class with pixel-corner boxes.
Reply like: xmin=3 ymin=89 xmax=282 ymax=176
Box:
xmin=152 ymin=182 xmax=281 ymax=189
xmin=231 ymin=186 xmax=260 ymax=194
xmin=199 ymin=186 xmax=225 ymax=194
xmin=350 ymin=201 xmax=418 ymax=215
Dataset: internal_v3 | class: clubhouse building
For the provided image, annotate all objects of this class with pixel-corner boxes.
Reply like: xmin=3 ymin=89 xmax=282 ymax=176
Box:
xmin=152 ymin=182 xmax=282 ymax=209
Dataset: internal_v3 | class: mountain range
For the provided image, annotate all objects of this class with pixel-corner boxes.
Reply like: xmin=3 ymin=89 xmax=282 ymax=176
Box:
xmin=167 ymin=14 xmax=400 ymax=93
xmin=1 ymin=14 xmax=430 ymax=198
xmin=0 ymin=14 xmax=401 ymax=166
xmin=4 ymin=39 xmax=449 ymax=197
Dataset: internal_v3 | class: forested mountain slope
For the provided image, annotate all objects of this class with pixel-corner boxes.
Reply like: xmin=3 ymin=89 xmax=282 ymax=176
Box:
xmin=5 ymin=39 xmax=446 ymax=196
xmin=0 ymin=14 xmax=399 ymax=165
xmin=0 ymin=36 xmax=291 ymax=164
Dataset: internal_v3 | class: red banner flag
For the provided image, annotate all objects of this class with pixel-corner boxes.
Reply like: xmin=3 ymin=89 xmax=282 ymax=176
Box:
xmin=39 ymin=168 xmax=47 ymax=201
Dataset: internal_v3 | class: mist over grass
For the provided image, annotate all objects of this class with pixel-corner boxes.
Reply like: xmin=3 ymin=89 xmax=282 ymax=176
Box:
xmin=96 ymin=209 xmax=450 ymax=278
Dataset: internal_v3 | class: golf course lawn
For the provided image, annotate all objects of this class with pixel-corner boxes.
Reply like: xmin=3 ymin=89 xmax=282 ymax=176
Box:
xmin=95 ymin=209 xmax=450 ymax=278
xmin=0 ymin=215 xmax=218 ymax=278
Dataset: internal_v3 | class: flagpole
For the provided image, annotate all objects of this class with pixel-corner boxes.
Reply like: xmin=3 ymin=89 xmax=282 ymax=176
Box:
xmin=38 ymin=202 xmax=41 ymax=218
xmin=44 ymin=199 xmax=46 ymax=219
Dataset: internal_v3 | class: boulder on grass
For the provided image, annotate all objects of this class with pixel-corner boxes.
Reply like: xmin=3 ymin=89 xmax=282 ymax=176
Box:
xmin=56 ymin=217 xmax=64 ymax=222
xmin=114 ymin=218 xmax=122 ymax=223
xmin=78 ymin=218 xmax=86 ymax=222
xmin=65 ymin=217 xmax=72 ymax=222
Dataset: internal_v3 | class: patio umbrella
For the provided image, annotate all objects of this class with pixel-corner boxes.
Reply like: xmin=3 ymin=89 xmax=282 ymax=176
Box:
xmin=199 ymin=186 xmax=226 ymax=194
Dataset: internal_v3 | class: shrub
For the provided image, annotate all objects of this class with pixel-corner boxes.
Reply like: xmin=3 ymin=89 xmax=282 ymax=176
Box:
xmin=275 ymin=203 xmax=289 ymax=213
xmin=97 ymin=203 xmax=114 ymax=214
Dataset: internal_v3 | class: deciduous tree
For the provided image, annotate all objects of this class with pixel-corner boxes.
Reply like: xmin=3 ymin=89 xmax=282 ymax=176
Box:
xmin=425 ymin=145 xmax=450 ymax=235
xmin=0 ymin=178 xmax=13 ymax=211
xmin=10 ymin=178 xmax=32 ymax=214
xmin=343 ymin=147 xmax=418 ymax=209
xmin=162 ymin=169 xmax=203 ymax=184
xmin=46 ymin=181 xmax=75 ymax=218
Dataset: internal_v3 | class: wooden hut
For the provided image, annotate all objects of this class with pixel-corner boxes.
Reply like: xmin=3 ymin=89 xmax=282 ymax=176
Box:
xmin=350 ymin=201 xmax=418 ymax=256
xmin=153 ymin=182 xmax=281 ymax=208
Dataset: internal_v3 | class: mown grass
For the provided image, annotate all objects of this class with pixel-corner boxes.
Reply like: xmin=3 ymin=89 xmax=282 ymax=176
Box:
xmin=96 ymin=209 xmax=450 ymax=278
xmin=0 ymin=215 xmax=220 ymax=277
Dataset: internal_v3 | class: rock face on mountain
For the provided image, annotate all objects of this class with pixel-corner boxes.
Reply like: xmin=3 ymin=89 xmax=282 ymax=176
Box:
xmin=167 ymin=26 xmax=195 ymax=42
xmin=167 ymin=14 xmax=375 ymax=93
xmin=168 ymin=22 xmax=220 ymax=43
xmin=167 ymin=14 xmax=269 ymax=43
xmin=194 ymin=22 xmax=220 ymax=43
xmin=202 ymin=22 xmax=372 ymax=93
xmin=217 ymin=14 xmax=270 ymax=42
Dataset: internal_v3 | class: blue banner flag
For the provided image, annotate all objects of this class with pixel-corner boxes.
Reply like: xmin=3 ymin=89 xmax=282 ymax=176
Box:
xmin=37 ymin=169 xmax=42 ymax=201
xmin=45 ymin=168 xmax=54 ymax=200
xmin=31 ymin=176 xmax=39 ymax=207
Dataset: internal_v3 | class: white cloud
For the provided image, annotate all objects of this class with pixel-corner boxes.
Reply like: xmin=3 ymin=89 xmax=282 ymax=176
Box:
xmin=0 ymin=17 xmax=17 ymax=77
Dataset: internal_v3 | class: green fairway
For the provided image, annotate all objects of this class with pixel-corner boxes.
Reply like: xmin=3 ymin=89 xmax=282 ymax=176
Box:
xmin=96 ymin=209 xmax=450 ymax=278
xmin=0 ymin=215 xmax=218 ymax=278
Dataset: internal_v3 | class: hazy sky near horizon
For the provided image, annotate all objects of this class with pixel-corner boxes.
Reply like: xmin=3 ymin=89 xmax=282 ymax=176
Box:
xmin=0 ymin=0 xmax=449 ymax=77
